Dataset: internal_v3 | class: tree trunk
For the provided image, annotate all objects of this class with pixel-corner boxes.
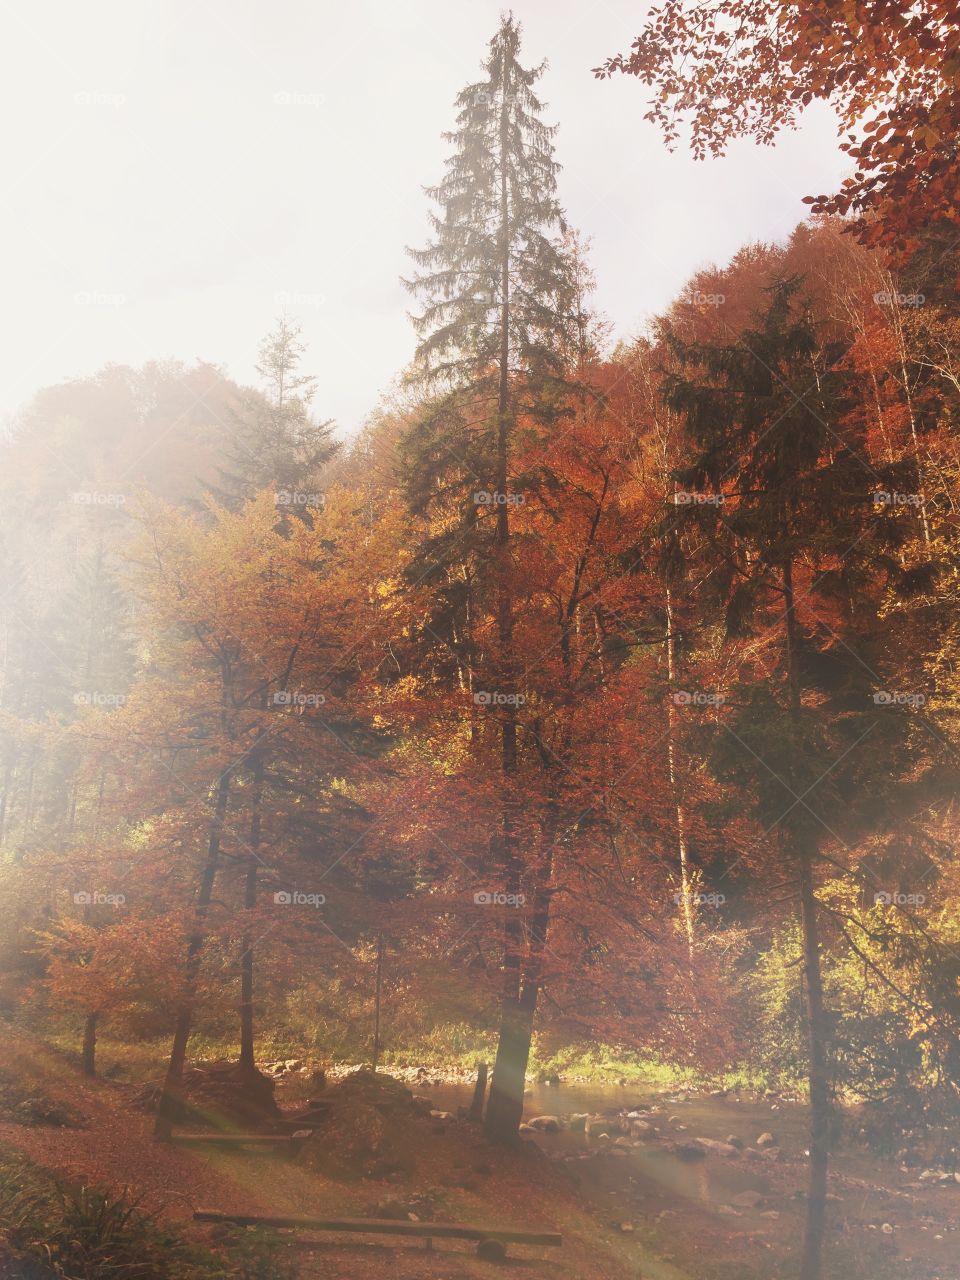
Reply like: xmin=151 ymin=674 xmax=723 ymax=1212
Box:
xmin=665 ymin=585 xmax=695 ymax=958
xmin=468 ymin=1062 xmax=488 ymax=1122
xmin=783 ymin=554 xmax=831 ymax=1280
xmin=372 ymin=931 xmax=384 ymax=1072
xmin=485 ymin=71 xmax=524 ymax=1144
xmin=154 ymin=767 xmax=231 ymax=1139
xmin=799 ymin=848 xmax=830 ymax=1280
xmin=238 ymin=745 xmax=265 ymax=1074
xmin=485 ymin=868 xmax=552 ymax=1142
xmin=81 ymin=1011 xmax=97 ymax=1077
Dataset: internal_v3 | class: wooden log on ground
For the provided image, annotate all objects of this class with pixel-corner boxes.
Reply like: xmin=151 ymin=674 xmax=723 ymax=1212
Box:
xmin=170 ymin=1132 xmax=309 ymax=1147
xmin=193 ymin=1209 xmax=561 ymax=1248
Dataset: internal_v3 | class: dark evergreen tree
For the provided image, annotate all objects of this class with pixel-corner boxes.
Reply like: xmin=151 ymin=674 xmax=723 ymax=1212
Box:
xmin=404 ymin=13 xmax=577 ymax=1143
xmin=661 ymin=278 xmax=933 ymax=1280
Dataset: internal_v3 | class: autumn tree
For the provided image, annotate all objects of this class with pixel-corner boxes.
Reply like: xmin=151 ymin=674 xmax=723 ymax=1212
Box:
xmin=405 ymin=13 xmax=578 ymax=1142
xmin=597 ymin=1 xmax=960 ymax=252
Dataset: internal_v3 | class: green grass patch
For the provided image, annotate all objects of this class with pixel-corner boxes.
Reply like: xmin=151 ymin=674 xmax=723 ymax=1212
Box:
xmin=0 ymin=1069 xmax=83 ymax=1129
xmin=0 ymin=1146 xmax=298 ymax=1280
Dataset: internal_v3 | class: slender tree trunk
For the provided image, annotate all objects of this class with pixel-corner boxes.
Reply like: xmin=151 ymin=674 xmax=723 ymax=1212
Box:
xmin=799 ymin=847 xmax=830 ymax=1280
xmin=468 ymin=1062 xmax=488 ymax=1122
xmin=783 ymin=555 xmax=831 ymax=1280
xmin=154 ymin=766 xmax=231 ymax=1140
xmin=81 ymin=1011 xmax=97 ymax=1077
xmin=665 ymin=586 xmax=695 ymax=958
xmin=372 ymin=931 xmax=384 ymax=1072
xmin=238 ymin=746 xmax=265 ymax=1074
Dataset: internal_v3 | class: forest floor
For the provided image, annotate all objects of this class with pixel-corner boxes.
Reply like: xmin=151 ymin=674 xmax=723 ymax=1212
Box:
xmin=0 ymin=1030 xmax=958 ymax=1280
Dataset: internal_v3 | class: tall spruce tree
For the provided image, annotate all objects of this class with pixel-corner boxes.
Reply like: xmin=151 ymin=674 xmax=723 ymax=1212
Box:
xmin=405 ymin=13 xmax=577 ymax=1142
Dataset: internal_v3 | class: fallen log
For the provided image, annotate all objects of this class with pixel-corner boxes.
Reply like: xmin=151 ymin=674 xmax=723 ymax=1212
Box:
xmin=170 ymin=1131 xmax=311 ymax=1147
xmin=193 ymin=1209 xmax=562 ymax=1254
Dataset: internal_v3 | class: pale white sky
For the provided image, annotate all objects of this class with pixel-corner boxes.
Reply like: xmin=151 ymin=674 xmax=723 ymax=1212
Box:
xmin=0 ymin=0 xmax=848 ymax=436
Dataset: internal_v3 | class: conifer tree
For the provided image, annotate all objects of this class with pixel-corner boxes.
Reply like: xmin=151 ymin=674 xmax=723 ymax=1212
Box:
xmin=406 ymin=13 xmax=577 ymax=1143
xmin=215 ymin=317 xmax=337 ymax=516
